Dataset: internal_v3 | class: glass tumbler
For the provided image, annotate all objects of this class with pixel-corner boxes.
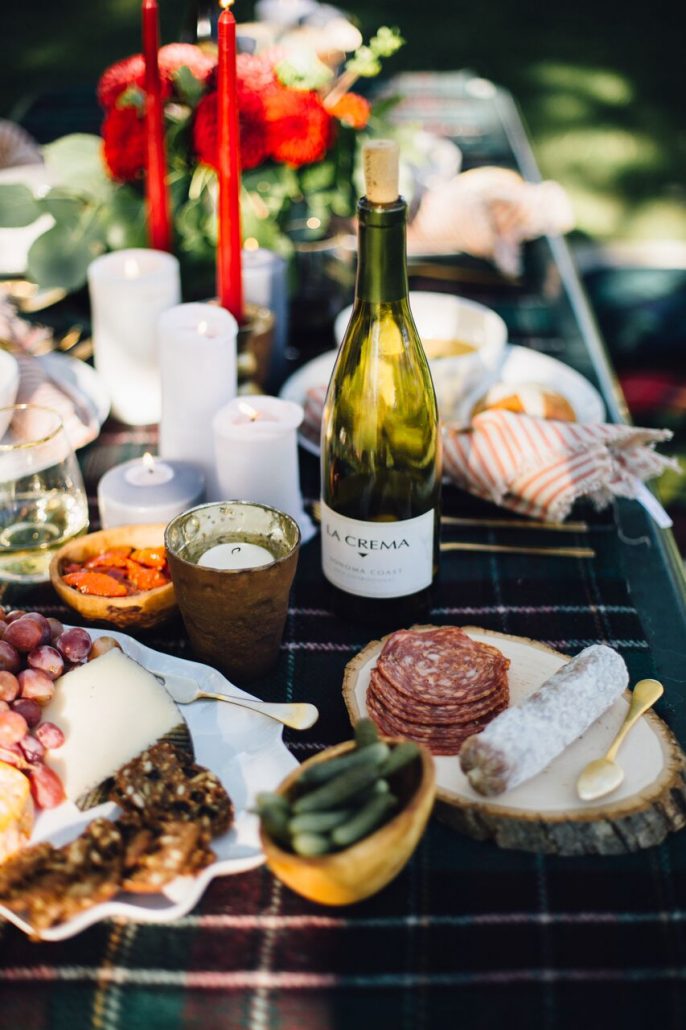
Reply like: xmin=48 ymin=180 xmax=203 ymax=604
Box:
xmin=0 ymin=404 xmax=89 ymax=584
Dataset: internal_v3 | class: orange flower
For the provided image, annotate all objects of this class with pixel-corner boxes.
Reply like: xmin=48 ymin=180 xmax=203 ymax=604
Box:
xmin=263 ymin=87 xmax=334 ymax=167
xmin=327 ymin=92 xmax=371 ymax=130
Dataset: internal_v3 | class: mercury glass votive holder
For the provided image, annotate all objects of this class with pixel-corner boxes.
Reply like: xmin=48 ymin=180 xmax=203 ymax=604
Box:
xmin=165 ymin=501 xmax=300 ymax=682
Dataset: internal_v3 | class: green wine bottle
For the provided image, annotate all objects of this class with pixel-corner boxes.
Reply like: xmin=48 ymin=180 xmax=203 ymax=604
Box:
xmin=320 ymin=140 xmax=441 ymax=626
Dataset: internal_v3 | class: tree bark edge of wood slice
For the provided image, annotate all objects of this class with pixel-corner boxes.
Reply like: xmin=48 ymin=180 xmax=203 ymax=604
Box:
xmin=342 ymin=625 xmax=686 ymax=857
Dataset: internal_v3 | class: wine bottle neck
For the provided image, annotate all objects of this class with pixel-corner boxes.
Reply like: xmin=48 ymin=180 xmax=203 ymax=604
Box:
xmin=355 ymin=197 xmax=409 ymax=304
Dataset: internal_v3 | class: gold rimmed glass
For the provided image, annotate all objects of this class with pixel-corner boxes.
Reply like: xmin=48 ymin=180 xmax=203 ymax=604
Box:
xmin=0 ymin=404 xmax=89 ymax=583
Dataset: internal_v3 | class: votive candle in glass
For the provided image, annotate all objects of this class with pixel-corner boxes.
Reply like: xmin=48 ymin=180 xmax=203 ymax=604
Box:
xmin=98 ymin=453 xmax=205 ymax=529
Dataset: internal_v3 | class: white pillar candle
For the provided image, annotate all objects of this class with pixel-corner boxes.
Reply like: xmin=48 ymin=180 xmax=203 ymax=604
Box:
xmin=88 ymin=249 xmax=181 ymax=426
xmin=198 ymin=541 xmax=275 ymax=570
xmin=213 ymin=395 xmax=305 ymax=524
xmin=98 ymin=453 xmax=205 ymax=529
xmin=158 ymin=302 xmax=238 ymax=500
xmin=242 ymin=246 xmax=288 ymax=383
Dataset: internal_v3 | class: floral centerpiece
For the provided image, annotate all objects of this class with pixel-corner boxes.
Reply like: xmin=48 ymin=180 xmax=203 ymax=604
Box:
xmin=0 ymin=26 xmax=404 ymax=295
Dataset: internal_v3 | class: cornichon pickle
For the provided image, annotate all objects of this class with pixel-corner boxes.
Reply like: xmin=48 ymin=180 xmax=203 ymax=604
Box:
xmin=259 ymin=805 xmax=291 ymax=846
xmin=255 ymin=791 xmax=290 ymax=815
xmin=289 ymin=808 xmax=354 ymax=835
xmin=293 ymin=763 xmax=381 ymax=814
xmin=379 ymin=742 xmax=420 ymax=777
xmin=298 ymin=741 xmax=389 ymax=787
xmin=354 ymin=718 xmax=379 ymax=748
xmin=331 ymin=793 xmax=398 ymax=848
xmin=292 ymin=832 xmax=331 ymax=856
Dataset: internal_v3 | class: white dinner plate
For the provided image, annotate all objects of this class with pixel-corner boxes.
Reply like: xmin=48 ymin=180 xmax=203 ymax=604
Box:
xmin=0 ymin=627 xmax=299 ymax=941
xmin=279 ymin=344 xmax=606 ymax=456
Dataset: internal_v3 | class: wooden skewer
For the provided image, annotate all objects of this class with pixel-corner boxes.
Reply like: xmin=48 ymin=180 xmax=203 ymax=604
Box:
xmin=441 ymin=541 xmax=594 ymax=559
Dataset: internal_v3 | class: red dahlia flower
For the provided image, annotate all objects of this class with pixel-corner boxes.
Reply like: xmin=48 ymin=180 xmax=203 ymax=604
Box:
xmin=97 ymin=43 xmax=216 ymax=110
xmin=193 ymin=90 xmax=269 ymax=172
xmin=263 ymin=87 xmax=334 ymax=167
xmin=101 ymin=105 xmax=147 ymax=181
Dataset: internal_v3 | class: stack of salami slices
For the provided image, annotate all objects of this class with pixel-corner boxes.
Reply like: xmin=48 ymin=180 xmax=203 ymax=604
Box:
xmin=366 ymin=627 xmax=511 ymax=756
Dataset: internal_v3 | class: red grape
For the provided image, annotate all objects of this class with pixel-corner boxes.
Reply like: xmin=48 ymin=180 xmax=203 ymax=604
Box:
xmin=28 ymin=764 xmax=66 ymax=809
xmin=17 ymin=668 xmax=55 ymax=705
xmin=22 ymin=612 xmax=51 ymax=642
xmin=0 ymin=641 xmax=21 ymax=673
xmin=47 ymin=617 xmax=64 ymax=643
xmin=19 ymin=734 xmax=45 ymax=764
xmin=11 ymin=698 xmax=42 ymax=727
xmin=35 ymin=721 xmax=65 ymax=750
xmin=0 ymin=622 xmax=7 ymax=640
xmin=56 ymin=627 xmax=92 ymax=663
xmin=4 ymin=610 xmax=26 ymax=623
xmin=4 ymin=616 xmax=46 ymax=653
xmin=0 ymin=670 xmax=19 ymax=702
xmin=27 ymin=645 xmax=64 ymax=680
xmin=0 ymin=709 xmax=28 ymax=746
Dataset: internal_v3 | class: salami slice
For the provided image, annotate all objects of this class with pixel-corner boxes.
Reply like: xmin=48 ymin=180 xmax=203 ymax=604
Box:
xmin=369 ymin=667 xmax=507 ymax=727
xmin=377 ymin=627 xmax=510 ymax=706
xmin=365 ymin=626 xmax=511 ymax=756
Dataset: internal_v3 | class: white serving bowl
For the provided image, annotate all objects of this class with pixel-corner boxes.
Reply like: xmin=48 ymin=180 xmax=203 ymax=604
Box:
xmin=0 ymin=350 xmax=20 ymax=435
xmin=334 ymin=292 xmax=508 ymax=416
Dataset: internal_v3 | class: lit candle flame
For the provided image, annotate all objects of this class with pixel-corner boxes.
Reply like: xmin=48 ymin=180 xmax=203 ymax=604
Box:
xmin=244 ymin=237 xmax=259 ymax=251
xmin=124 ymin=258 xmax=140 ymax=279
xmin=142 ymin=452 xmax=156 ymax=472
xmin=197 ymin=320 xmax=209 ymax=335
xmin=237 ymin=401 xmax=260 ymax=422
xmin=219 ymin=0 xmax=235 ymax=9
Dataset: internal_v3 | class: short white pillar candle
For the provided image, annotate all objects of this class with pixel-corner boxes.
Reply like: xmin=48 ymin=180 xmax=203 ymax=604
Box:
xmin=213 ymin=395 xmax=306 ymax=524
xmin=158 ymin=302 xmax=238 ymax=499
xmin=98 ymin=453 xmax=205 ymax=529
xmin=88 ymin=249 xmax=181 ymax=426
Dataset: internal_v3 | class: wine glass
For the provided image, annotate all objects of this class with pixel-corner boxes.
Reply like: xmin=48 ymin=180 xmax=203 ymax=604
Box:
xmin=0 ymin=404 xmax=89 ymax=584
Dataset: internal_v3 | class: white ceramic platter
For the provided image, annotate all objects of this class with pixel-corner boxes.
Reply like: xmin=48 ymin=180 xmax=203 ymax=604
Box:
xmin=39 ymin=352 xmax=110 ymax=448
xmin=0 ymin=627 xmax=298 ymax=941
xmin=280 ymin=345 xmax=606 ymax=456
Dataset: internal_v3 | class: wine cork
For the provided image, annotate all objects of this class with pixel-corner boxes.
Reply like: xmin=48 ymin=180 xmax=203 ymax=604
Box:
xmin=363 ymin=140 xmax=399 ymax=204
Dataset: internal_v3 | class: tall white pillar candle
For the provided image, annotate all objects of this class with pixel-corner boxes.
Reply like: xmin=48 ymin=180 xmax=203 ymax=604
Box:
xmin=213 ymin=395 xmax=305 ymax=524
xmin=242 ymin=246 xmax=288 ymax=383
xmin=158 ymin=302 xmax=238 ymax=500
xmin=88 ymin=249 xmax=181 ymax=425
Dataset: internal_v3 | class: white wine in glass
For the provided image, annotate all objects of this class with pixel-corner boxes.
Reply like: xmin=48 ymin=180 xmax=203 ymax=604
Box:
xmin=0 ymin=404 xmax=89 ymax=584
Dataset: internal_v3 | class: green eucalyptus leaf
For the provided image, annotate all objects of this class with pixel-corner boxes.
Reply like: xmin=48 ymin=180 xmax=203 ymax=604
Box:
xmin=117 ymin=86 xmax=145 ymax=111
xmin=0 ymin=184 xmax=42 ymax=227
xmin=27 ymin=222 xmax=104 ymax=292
xmin=39 ymin=192 xmax=87 ymax=226
xmin=43 ymin=134 xmax=114 ymax=204
xmin=102 ymin=186 xmax=148 ymax=249
xmin=298 ymin=160 xmax=336 ymax=194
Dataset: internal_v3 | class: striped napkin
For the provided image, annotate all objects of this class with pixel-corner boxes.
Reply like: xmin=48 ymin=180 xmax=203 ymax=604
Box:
xmin=442 ymin=409 xmax=679 ymax=522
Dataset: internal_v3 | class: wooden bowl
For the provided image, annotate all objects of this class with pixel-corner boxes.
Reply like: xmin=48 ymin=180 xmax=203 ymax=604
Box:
xmin=49 ymin=524 xmax=176 ymax=631
xmin=260 ymin=738 xmax=436 ymax=905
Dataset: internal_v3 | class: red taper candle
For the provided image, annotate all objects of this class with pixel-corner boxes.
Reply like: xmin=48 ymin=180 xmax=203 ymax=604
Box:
xmin=142 ymin=0 xmax=172 ymax=251
xmin=217 ymin=0 xmax=244 ymax=322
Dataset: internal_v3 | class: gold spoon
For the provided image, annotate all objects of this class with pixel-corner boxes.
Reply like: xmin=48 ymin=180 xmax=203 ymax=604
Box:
xmin=576 ymin=678 xmax=664 ymax=801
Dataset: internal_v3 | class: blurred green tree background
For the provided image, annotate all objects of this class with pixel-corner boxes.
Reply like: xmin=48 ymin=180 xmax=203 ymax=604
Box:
xmin=2 ymin=0 xmax=685 ymax=241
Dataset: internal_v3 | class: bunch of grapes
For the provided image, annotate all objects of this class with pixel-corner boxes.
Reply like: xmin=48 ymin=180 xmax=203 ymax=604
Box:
xmin=0 ymin=608 xmax=114 ymax=809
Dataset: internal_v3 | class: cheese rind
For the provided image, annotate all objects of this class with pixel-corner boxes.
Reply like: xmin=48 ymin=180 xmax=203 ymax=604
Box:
xmin=0 ymin=761 xmax=33 ymax=862
xmin=44 ymin=649 xmax=183 ymax=802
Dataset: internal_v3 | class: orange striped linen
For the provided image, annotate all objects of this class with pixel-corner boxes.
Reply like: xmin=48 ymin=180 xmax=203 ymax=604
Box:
xmin=442 ymin=409 xmax=678 ymax=522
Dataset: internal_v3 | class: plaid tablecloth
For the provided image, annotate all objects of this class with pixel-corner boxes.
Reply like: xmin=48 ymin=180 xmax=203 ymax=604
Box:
xmin=3 ymin=71 xmax=686 ymax=1030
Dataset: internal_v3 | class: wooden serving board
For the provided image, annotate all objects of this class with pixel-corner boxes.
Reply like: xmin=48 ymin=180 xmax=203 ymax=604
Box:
xmin=342 ymin=627 xmax=686 ymax=856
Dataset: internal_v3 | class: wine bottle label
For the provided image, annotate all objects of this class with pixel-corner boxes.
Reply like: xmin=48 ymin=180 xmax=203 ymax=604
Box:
xmin=320 ymin=501 xmax=434 ymax=599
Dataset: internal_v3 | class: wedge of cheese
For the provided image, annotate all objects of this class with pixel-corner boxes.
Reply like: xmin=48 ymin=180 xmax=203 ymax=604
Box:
xmin=44 ymin=649 xmax=185 ymax=803
xmin=0 ymin=761 xmax=33 ymax=862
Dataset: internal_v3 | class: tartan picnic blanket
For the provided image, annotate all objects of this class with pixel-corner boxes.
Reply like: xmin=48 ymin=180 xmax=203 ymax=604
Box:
xmin=3 ymin=71 xmax=686 ymax=1030
xmin=1 ymin=437 xmax=686 ymax=1030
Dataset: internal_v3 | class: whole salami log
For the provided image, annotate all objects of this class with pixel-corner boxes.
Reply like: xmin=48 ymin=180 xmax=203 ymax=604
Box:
xmin=459 ymin=644 xmax=628 ymax=796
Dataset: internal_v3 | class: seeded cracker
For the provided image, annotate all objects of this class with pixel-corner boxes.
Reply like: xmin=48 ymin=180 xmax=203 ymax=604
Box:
xmin=119 ymin=813 xmax=215 ymax=893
